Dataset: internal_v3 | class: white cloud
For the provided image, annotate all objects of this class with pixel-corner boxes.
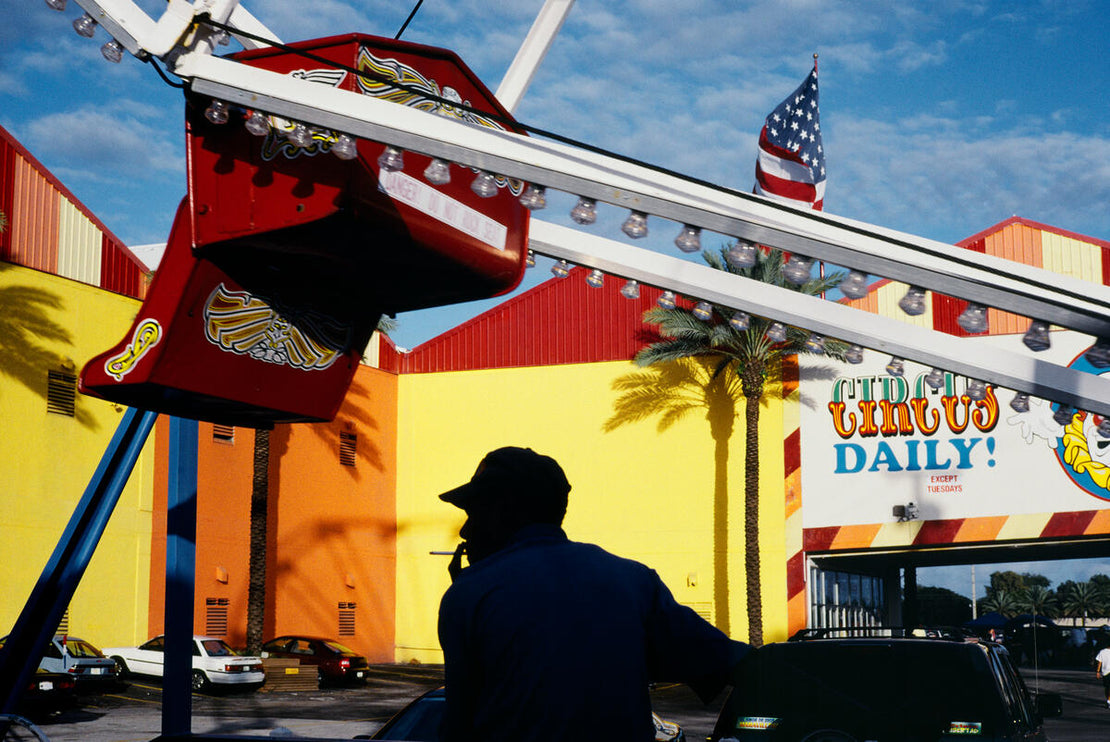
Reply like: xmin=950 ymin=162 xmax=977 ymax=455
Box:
xmin=23 ymin=106 xmax=183 ymax=179
xmin=6 ymin=0 xmax=1109 ymax=253
xmin=828 ymin=114 xmax=1110 ymax=242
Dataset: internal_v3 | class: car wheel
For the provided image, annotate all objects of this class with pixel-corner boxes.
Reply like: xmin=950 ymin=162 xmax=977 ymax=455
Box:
xmin=111 ymin=656 xmax=129 ymax=675
xmin=191 ymin=670 xmax=210 ymax=693
xmin=317 ymin=669 xmax=327 ymax=689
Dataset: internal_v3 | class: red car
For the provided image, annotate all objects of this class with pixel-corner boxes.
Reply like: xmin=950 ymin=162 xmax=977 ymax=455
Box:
xmin=260 ymin=636 xmax=369 ymax=687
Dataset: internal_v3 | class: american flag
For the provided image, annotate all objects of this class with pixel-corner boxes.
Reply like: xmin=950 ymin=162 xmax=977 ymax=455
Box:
xmin=754 ymin=64 xmax=825 ymax=210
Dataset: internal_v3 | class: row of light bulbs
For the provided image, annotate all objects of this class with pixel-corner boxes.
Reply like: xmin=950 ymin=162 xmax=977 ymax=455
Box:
xmin=52 ymin=0 xmax=1056 ymax=354
xmin=49 ymin=0 xmax=233 ymax=63
xmin=195 ymin=94 xmax=1109 ymax=435
xmin=52 ymin=0 xmax=1021 ymax=349
xmin=549 ymin=253 xmax=1107 ymax=431
xmin=53 ymin=0 xmax=1101 ymax=436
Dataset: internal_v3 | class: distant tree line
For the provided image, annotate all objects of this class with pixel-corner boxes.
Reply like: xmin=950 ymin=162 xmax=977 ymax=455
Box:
xmin=919 ymin=571 xmax=1110 ymax=626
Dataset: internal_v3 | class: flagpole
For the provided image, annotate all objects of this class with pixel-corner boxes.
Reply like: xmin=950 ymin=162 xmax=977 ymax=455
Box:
xmin=814 ymin=52 xmax=824 ymax=297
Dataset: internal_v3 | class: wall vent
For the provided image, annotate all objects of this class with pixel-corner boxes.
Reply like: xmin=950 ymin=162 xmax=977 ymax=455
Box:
xmin=683 ymin=601 xmax=714 ymax=624
xmin=339 ymin=432 xmax=357 ymax=467
xmin=47 ymin=370 xmax=77 ymax=417
xmin=212 ymin=424 xmax=235 ymax=443
xmin=338 ymin=601 xmax=357 ymax=637
xmin=205 ymin=597 xmax=230 ymax=636
xmin=56 ymin=609 xmax=70 ymax=637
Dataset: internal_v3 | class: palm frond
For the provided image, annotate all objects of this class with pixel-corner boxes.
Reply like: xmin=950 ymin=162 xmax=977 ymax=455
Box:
xmin=375 ymin=314 xmax=397 ymax=335
xmin=634 ymin=337 xmax=740 ymax=367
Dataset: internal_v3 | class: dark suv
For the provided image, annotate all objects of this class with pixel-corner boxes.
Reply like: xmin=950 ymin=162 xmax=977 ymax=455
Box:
xmin=710 ymin=627 xmax=1062 ymax=742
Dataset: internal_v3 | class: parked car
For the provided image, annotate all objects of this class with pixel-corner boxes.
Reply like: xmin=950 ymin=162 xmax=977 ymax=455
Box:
xmin=0 ymin=634 xmax=121 ymax=693
xmin=17 ymin=670 xmax=78 ymax=719
xmin=103 ymin=635 xmax=264 ymax=692
xmin=260 ymin=635 xmax=369 ymax=687
xmin=360 ymin=686 xmax=684 ymax=742
xmin=710 ymin=627 xmax=1062 ymax=741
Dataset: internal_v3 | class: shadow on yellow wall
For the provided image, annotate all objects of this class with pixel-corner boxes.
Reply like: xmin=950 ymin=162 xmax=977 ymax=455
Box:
xmin=0 ymin=264 xmax=97 ymax=429
xmin=604 ymin=357 xmax=740 ymax=636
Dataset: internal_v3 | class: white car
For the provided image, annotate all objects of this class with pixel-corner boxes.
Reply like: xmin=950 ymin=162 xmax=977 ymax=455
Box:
xmin=103 ymin=635 xmax=264 ymax=692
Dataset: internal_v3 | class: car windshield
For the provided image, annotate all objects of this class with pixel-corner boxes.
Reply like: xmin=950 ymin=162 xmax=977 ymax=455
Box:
xmin=720 ymin=641 xmax=1006 ymax=740
xmin=200 ymin=639 xmax=237 ymax=657
xmin=322 ymin=640 xmax=356 ymax=654
xmin=375 ymin=690 xmax=446 ymax=740
xmin=62 ymin=639 xmax=104 ymax=658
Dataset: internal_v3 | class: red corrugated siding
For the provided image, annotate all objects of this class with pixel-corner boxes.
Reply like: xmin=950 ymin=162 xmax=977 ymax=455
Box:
xmin=931 ymin=293 xmax=968 ymax=336
xmin=100 ymin=234 xmax=147 ymax=299
xmin=984 ymin=221 xmax=1041 ymax=267
xmin=929 ymin=237 xmax=984 ymax=336
xmin=401 ymin=267 xmax=666 ymax=372
xmin=11 ymin=157 xmax=59 ymax=274
xmin=0 ymin=124 xmax=146 ymax=299
xmin=376 ymin=335 xmax=402 ymax=373
xmin=0 ymin=138 xmax=14 ymax=261
xmin=959 ymin=216 xmax=1110 ymax=253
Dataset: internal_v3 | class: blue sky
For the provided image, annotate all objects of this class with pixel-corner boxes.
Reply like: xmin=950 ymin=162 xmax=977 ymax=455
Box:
xmin=5 ymin=0 xmax=1110 ymax=597
xmin=5 ymin=0 xmax=1110 ymax=349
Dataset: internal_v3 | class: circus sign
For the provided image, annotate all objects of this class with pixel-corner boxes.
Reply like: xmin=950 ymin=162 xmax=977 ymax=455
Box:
xmin=799 ymin=331 xmax=1110 ymax=529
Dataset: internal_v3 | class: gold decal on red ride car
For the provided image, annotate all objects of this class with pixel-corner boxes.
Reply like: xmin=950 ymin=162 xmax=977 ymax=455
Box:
xmin=203 ymin=284 xmax=349 ymax=371
xmin=104 ymin=318 xmax=162 ymax=381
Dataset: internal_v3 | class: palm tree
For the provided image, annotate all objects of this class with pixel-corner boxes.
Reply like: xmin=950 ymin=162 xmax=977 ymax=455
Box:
xmin=1021 ymin=585 xmax=1059 ymax=619
xmin=1060 ymin=581 xmax=1104 ymax=628
xmin=980 ymin=588 xmax=1021 ymax=618
xmin=634 ymin=245 xmax=844 ymax=646
xmin=245 ymin=427 xmax=269 ymax=656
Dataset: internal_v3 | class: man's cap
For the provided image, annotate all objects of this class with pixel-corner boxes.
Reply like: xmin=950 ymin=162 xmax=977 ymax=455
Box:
xmin=439 ymin=447 xmax=571 ymax=512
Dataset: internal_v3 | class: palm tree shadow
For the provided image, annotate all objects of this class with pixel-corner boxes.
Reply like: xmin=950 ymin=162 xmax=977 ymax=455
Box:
xmin=299 ymin=374 xmax=386 ymax=480
xmin=604 ymin=357 xmax=740 ymax=636
xmin=800 ymin=363 xmax=846 ymax=412
xmin=0 ymin=273 xmax=98 ymax=429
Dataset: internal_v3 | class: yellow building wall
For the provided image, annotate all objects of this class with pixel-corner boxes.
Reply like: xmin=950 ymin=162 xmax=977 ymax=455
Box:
xmin=0 ymin=264 xmax=154 ymax=649
xmin=394 ymin=358 xmax=788 ymax=662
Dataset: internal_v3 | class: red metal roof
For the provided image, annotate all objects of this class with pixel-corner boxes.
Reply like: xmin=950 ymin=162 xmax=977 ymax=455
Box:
xmin=400 ymin=266 xmax=669 ymax=373
xmin=0 ymin=124 xmax=147 ymax=299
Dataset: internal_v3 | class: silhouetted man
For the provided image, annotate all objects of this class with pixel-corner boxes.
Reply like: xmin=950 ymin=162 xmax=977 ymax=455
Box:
xmin=437 ymin=446 xmax=750 ymax=742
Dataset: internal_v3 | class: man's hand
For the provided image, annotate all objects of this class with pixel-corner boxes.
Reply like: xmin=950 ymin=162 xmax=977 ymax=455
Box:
xmin=448 ymin=542 xmax=467 ymax=582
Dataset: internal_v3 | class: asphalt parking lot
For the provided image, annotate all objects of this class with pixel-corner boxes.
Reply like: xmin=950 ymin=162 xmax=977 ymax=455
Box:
xmin=18 ymin=664 xmax=1110 ymax=741
xmin=19 ymin=663 xmax=727 ymax=742
xmin=25 ymin=664 xmax=446 ymax=741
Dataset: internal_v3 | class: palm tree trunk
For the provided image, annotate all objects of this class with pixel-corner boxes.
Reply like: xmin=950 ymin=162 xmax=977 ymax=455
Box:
xmin=743 ymin=384 xmax=763 ymax=647
xmin=245 ymin=428 xmax=269 ymax=655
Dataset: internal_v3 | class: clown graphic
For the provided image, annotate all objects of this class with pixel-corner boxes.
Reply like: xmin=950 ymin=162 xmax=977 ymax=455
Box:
xmin=1009 ymin=358 xmax=1110 ymax=500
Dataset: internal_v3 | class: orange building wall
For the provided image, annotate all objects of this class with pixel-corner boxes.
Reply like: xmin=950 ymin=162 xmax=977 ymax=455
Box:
xmin=148 ymin=417 xmax=259 ymax=646
xmin=266 ymin=365 xmax=398 ymax=662
xmin=148 ymin=416 xmax=168 ymax=639
xmin=193 ymin=422 xmax=259 ymax=646
xmin=147 ymin=365 xmax=398 ymax=660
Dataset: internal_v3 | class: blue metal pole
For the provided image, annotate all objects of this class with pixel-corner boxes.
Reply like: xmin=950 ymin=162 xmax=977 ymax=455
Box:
xmin=0 ymin=407 xmax=158 ymax=714
xmin=162 ymin=416 xmax=198 ymax=736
